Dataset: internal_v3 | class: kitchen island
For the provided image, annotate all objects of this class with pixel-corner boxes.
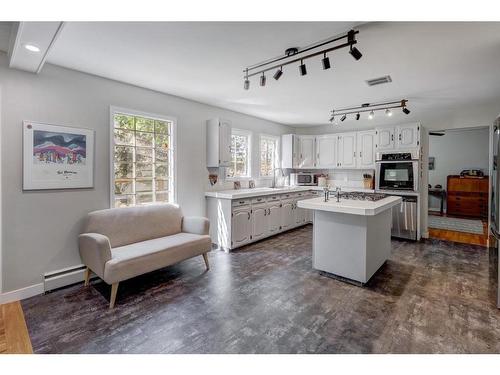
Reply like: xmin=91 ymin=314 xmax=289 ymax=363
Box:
xmin=298 ymin=193 xmax=402 ymax=285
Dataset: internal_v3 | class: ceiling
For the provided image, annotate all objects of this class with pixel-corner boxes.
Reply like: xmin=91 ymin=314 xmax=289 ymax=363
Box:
xmin=1 ymin=21 xmax=500 ymax=127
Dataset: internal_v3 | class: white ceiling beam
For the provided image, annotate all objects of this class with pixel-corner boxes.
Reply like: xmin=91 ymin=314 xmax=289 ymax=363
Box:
xmin=7 ymin=21 xmax=65 ymax=73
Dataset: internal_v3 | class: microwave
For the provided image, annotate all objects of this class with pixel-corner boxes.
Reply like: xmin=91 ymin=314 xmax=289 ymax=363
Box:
xmin=290 ymin=172 xmax=318 ymax=186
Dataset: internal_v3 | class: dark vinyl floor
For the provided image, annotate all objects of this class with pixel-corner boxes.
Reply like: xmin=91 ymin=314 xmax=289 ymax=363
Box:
xmin=22 ymin=225 xmax=500 ymax=353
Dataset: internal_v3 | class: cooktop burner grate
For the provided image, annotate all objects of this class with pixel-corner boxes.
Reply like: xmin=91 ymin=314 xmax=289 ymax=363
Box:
xmin=338 ymin=192 xmax=387 ymax=201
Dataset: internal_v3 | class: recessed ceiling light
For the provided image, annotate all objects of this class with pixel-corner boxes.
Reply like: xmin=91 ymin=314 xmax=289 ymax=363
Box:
xmin=24 ymin=44 xmax=40 ymax=52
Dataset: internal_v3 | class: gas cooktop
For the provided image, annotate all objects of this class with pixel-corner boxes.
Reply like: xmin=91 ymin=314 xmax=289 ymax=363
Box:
xmin=338 ymin=192 xmax=387 ymax=202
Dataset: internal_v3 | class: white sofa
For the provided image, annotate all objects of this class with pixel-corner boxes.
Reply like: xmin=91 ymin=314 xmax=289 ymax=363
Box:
xmin=78 ymin=204 xmax=211 ymax=308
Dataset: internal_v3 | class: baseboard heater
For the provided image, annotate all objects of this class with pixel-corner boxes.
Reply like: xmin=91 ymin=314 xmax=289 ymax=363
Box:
xmin=43 ymin=264 xmax=97 ymax=292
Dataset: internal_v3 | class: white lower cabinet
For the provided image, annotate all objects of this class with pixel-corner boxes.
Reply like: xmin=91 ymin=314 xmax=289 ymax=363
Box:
xmin=207 ymin=190 xmax=316 ymax=251
xmin=267 ymin=202 xmax=282 ymax=235
xmin=252 ymin=204 xmax=268 ymax=241
xmin=231 ymin=206 xmax=252 ymax=248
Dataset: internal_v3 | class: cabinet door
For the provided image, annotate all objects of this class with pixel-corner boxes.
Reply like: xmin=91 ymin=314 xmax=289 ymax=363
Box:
xmin=281 ymin=200 xmax=295 ymax=230
xmin=294 ymin=201 xmax=307 ymax=225
xmin=356 ymin=130 xmax=376 ymax=169
xmin=376 ymin=127 xmax=395 ymax=151
xmin=316 ymin=135 xmax=337 ymax=168
xmin=268 ymin=203 xmax=281 ymax=234
xmin=338 ymin=132 xmax=357 ymax=168
xmin=252 ymin=205 xmax=267 ymax=241
xmin=298 ymin=136 xmax=316 ymax=168
xmin=219 ymin=120 xmax=232 ymax=166
xmin=397 ymin=124 xmax=419 ymax=149
xmin=231 ymin=208 xmax=251 ymax=247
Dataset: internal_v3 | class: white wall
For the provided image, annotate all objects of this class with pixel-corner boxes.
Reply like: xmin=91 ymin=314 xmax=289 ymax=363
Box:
xmin=0 ymin=53 xmax=292 ymax=293
xmin=428 ymin=127 xmax=489 ymax=210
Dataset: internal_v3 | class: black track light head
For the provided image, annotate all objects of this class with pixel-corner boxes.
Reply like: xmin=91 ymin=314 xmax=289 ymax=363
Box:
xmin=329 ymin=116 xmax=335 ymax=122
xmin=349 ymin=46 xmax=362 ymax=61
xmin=340 ymin=114 xmax=347 ymax=122
xmin=322 ymin=53 xmax=331 ymax=70
xmin=260 ymin=73 xmax=266 ymax=87
xmin=273 ymin=67 xmax=283 ymax=80
xmin=356 ymin=113 xmax=360 ymax=120
xmin=244 ymin=78 xmax=250 ymax=90
xmin=402 ymin=107 xmax=411 ymax=115
xmin=299 ymin=60 xmax=307 ymax=76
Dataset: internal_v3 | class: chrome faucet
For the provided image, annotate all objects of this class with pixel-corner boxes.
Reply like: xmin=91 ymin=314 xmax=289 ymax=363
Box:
xmin=272 ymin=167 xmax=285 ymax=188
xmin=323 ymin=187 xmax=329 ymax=202
xmin=336 ymin=187 xmax=342 ymax=202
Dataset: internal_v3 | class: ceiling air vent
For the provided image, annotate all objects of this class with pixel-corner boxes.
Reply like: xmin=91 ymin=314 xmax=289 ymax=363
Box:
xmin=366 ymin=75 xmax=392 ymax=87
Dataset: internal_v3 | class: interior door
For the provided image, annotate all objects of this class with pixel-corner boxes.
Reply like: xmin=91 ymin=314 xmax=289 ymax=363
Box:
xmin=252 ymin=204 xmax=267 ymax=241
xmin=299 ymin=136 xmax=316 ymax=168
xmin=397 ymin=125 xmax=419 ymax=149
xmin=232 ymin=208 xmax=251 ymax=247
xmin=377 ymin=128 xmax=395 ymax=151
xmin=357 ymin=130 xmax=376 ymax=169
xmin=316 ymin=135 xmax=337 ymax=168
xmin=338 ymin=132 xmax=357 ymax=168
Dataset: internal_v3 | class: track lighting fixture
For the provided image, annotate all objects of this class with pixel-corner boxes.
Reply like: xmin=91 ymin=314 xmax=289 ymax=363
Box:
xmin=243 ymin=29 xmax=361 ymax=89
xmin=299 ymin=60 xmax=307 ymax=76
xmin=349 ymin=46 xmax=363 ymax=61
xmin=329 ymin=99 xmax=410 ymax=123
xmin=273 ymin=67 xmax=283 ymax=80
xmin=260 ymin=73 xmax=266 ymax=87
xmin=322 ymin=53 xmax=331 ymax=70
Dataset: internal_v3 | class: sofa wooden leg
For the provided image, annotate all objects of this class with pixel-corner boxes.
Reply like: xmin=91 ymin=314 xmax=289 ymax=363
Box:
xmin=202 ymin=253 xmax=210 ymax=270
xmin=84 ymin=267 xmax=91 ymax=287
xmin=109 ymin=283 xmax=119 ymax=309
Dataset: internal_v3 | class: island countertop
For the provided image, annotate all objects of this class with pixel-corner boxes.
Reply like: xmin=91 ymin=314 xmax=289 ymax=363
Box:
xmin=297 ymin=195 xmax=402 ymax=216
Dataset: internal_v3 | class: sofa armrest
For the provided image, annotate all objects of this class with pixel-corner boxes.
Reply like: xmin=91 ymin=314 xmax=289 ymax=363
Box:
xmin=78 ymin=233 xmax=112 ymax=278
xmin=182 ymin=216 xmax=210 ymax=235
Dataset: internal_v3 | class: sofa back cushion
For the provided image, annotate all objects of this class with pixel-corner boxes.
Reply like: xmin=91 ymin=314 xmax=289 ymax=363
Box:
xmin=84 ymin=204 xmax=183 ymax=248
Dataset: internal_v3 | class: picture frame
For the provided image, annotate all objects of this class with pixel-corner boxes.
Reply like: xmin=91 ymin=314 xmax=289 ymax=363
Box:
xmin=23 ymin=121 xmax=95 ymax=190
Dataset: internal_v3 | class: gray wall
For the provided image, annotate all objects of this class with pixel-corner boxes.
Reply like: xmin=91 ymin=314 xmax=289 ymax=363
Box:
xmin=0 ymin=53 xmax=292 ymax=292
xmin=428 ymin=127 xmax=489 ymax=210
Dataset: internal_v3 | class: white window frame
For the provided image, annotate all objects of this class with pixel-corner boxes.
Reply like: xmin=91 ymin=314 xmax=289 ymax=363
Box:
xmin=227 ymin=128 xmax=252 ymax=180
xmin=259 ymin=134 xmax=280 ymax=179
xmin=109 ymin=106 xmax=177 ymax=207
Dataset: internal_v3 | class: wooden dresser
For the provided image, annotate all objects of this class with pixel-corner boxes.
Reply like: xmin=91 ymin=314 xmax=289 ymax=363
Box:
xmin=446 ymin=175 xmax=489 ymax=219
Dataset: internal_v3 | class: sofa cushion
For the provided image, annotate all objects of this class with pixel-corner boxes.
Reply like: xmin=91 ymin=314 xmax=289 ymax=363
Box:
xmin=85 ymin=204 xmax=183 ymax=248
xmin=103 ymin=232 xmax=211 ymax=284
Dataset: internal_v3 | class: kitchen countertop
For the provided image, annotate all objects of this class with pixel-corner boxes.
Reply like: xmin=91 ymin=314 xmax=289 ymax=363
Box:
xmin=297 ymin=195 xmax=402 ymax=216
xmin=205 ymin=186 xmax=375 ymax=199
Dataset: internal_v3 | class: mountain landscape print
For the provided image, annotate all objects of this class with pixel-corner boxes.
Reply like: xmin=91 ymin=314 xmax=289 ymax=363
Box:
xmin=33 ymin=130 xmax=87 ymax=165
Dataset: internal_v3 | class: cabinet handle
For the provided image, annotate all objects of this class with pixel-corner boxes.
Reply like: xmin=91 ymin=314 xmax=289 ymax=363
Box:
xmin=399 ymin=134 xmax=402 ymax=141
xmin=360 ymin=151 xmax=362 ymax=157
xmin=391 ymin=134 xmax=394 ymax=142
xmin=264 ymin=209 xmax=267 ymax=216
xmin=268 ymin=208 xmax=271 ymax=215
xmin=353 ymin=152 xmax=356 ymax=157
xmin=248 ymin=212 xmax=251 ymax=220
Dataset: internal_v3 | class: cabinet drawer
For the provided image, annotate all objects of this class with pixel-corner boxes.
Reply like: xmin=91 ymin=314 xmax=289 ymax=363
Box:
xmin=267 ymin=195 xmax=281 ymax=202
xmin=251 ymin=196 xmax=267 ymax=204
xmin=281 ymin=193 xmax=294 ymax=199
xmin=232 ymin=199 xmax=251 ymax=207
xmin=309 ymin=190 xmax=320 ymax=196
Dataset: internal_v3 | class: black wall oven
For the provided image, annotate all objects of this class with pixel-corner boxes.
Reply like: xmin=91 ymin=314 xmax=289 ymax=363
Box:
xmin=375 ymin=152 xmax=419 ymax=192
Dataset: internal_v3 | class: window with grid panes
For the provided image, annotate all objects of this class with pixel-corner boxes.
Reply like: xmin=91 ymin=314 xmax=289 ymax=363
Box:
xmin=226 ymin=129 xmax=251 ymax=178
xmin=112 ymin=112 xmax=173 ymax=207
xmin=259 ymin=135 xmax=279 ymax=177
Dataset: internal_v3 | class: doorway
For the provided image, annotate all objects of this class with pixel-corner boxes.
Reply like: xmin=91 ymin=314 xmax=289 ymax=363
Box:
xmin=427 ymin=127 xmax=490 ymax=246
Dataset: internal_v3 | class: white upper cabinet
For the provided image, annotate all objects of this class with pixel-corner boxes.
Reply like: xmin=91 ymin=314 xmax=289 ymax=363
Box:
xmin=376 ymin=124 xmax=420 ymax=152
xmin=357 ymin=130 xmax=376 ymax=169
xmin=281 ymin=134 xmax=300 ymax=169
xmin=298 ymin=136 xmax=316 ymax=168
xmin=316 ymin=135 xmax=337 ymax=168
xmin=337 ymin=132 xmax=357 ymax=169
xmin=206 ymin=118 xmax=232 ymax=167
xmin=397 ymin=124 xmax=419 ymax=148
xmin=376 ymin=127 xmax=395 ymax=151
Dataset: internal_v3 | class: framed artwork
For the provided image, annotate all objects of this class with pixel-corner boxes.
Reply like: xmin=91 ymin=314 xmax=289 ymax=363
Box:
xmin=23 ymin=121 xmax=94 ymax=190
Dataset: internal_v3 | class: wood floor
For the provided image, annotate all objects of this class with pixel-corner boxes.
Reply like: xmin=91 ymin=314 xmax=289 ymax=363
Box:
xmin=428 ymin=213 xmax=489 ymax=247
xmin=0 ymin=302 xmax=33 ymax=354
xmin=21 ymin=225 xmax=500 ymax=354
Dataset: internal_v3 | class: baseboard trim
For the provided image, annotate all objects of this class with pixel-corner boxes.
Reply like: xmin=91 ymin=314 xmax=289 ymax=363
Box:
xmin=0 ymin=283 xmax=44 ymax=304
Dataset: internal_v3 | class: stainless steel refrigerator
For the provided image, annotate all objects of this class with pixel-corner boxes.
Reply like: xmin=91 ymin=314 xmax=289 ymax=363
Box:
xmin=489 ymin=118 xmax=500 ymax=308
